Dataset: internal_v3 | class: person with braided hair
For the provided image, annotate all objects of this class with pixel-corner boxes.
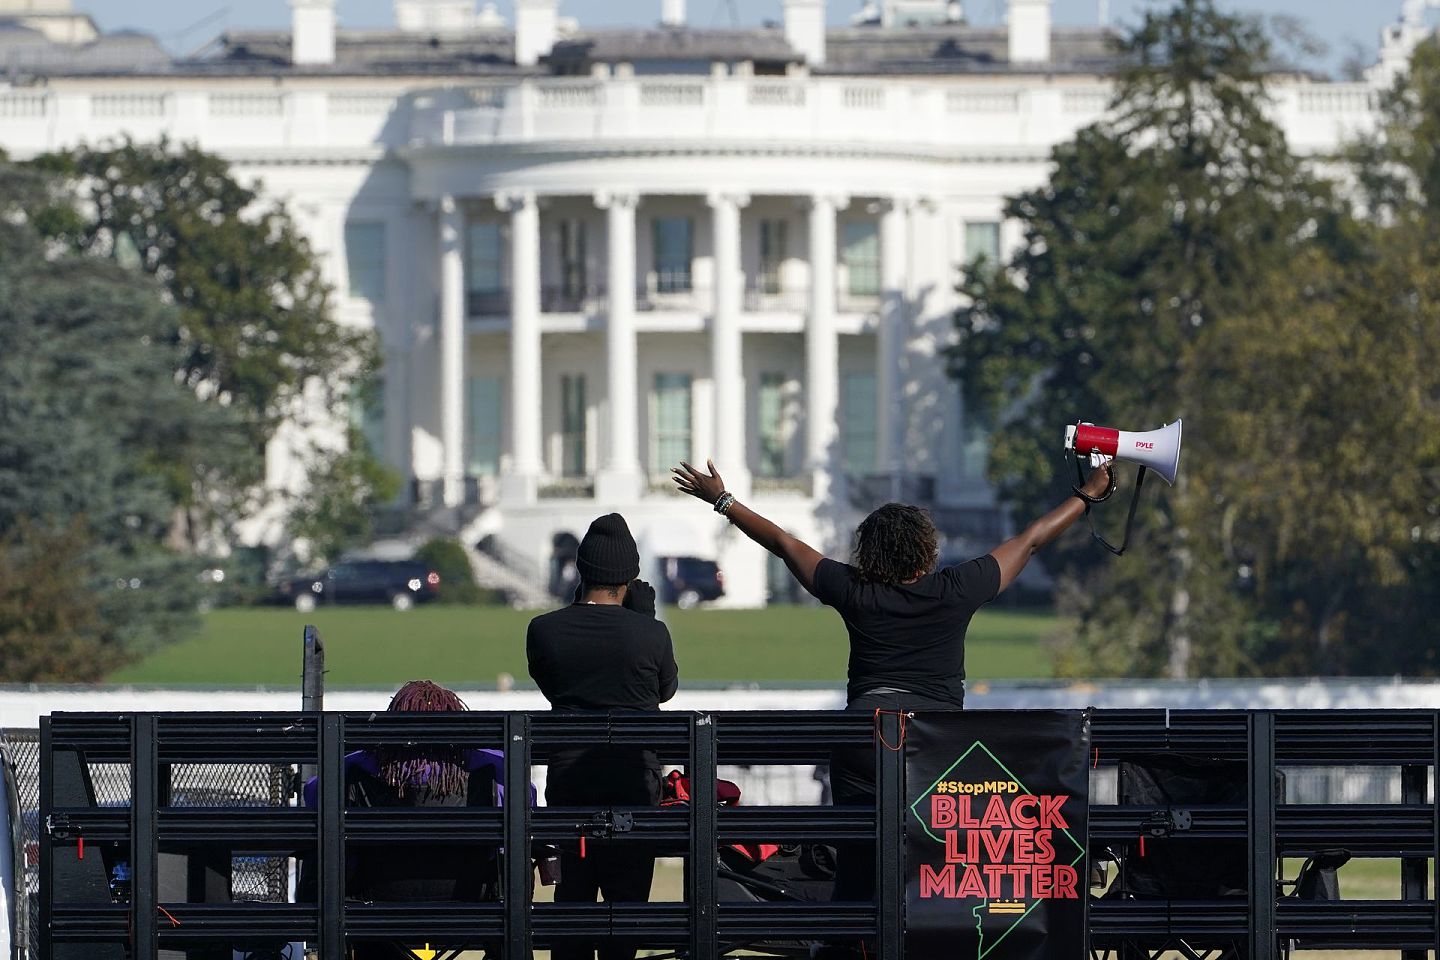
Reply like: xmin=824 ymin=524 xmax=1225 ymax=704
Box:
xmin=673 ymin=458 xmax=1113 ymax=912
xmin=301 ymin=679 xmax=531 ymax=959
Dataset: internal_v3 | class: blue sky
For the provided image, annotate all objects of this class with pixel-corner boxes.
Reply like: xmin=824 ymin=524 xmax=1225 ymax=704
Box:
xmin=79 ymin=0 xmax=1407 ymax=78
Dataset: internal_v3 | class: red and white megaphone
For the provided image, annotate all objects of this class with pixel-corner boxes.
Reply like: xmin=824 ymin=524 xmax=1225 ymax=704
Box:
xmin=1062 ymin=419 xmax=1182 ymax=556
xmin=1064 ymin=419 xmax=1183 ymax=486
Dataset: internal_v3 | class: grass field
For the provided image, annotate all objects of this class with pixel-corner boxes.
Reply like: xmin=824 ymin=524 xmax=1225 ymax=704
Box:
xmin=108 ymin=604 xmax=1061 ymax=686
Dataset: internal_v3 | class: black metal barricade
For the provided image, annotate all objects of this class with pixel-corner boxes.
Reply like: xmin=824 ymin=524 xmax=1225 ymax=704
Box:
xmin=37 ymin=709 xmax=1440 ymax=959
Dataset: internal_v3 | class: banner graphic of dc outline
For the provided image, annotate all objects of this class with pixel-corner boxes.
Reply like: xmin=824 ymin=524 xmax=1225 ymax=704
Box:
xmin=903 ymin=711 xmax=1091 ymax=959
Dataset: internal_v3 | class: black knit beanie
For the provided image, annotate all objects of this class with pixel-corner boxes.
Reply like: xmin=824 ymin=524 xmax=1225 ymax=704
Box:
xmin=576 ymin=513 xmax=640 ymax=586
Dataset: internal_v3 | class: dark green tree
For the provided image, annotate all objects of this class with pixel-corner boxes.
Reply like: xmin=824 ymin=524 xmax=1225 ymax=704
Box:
xmin=28 ymin=139 xmax=378 ymax=542
xmin=951 ymin=0 xmax=1347 ymax=677
xmin=0 ymin=162 xmax=246 ymax=679
xmin=1187 ymin=242 xmax=1440 ymax=676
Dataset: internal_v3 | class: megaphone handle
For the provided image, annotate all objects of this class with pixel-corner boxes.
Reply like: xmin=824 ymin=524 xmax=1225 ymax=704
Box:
xmin=1087 ymin=466 xmax=1148 ymax=557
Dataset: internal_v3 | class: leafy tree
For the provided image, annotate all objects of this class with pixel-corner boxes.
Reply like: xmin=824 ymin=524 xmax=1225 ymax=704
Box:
xmin=285 ymin=427 xmax=403 ymax=566
xmin=0 ymin=162 xmax=240 ymax=679
xmin=28 ymin=139 xmax=378 ymax=541
xmin=1188 ymin=242 xmax=1440 ymax=675
xmin=952 ymin=0 xmax=1348 ymax=677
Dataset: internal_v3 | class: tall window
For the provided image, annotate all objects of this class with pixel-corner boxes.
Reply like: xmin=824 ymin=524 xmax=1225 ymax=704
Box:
xmin=345 ymin=222 xmax=386 ymax=302
xmin=559 ymin=219 xmax=587 ymax=300
xmin=842 ymin=371 xmax=877 ymax=473
xmin=653 ymin=217 xmax=693 ymax=294
xmin=466 ymin=376 xmax=503 ymax=476
xmin=759 ymin=219 xmax=788 ymax=295
xmin=560 ymin=374 xmax=587 ymax=477
xmin=964 ymin=220 xmax=1002 ymax=269
xmin=841 ymin=220 xmax=880 ymax=297
xmin=756 ymin=372 xmax=787 ymax=477
xmin=651 ymin=373 xmax=693 ymax=472
xmin=468 ymin=221 xmax=504 ymax=313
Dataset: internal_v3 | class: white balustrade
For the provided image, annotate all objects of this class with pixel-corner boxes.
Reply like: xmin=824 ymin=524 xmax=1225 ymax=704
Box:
xmin=210 ymin=93 xmax=285 ymax=117
xmin=91 ymin=93 xmax=168 ymax=118
xmin=639 ymin=81 xmax=706 ymax=108
xmin=0 ymin=93 xmax=46 ymax=118
xmin=842 ymin=84 xmax=885 ymax=110
xmin=0 ymin=75 xmax=1385 ymax=160
xmin=328 ymin=92 xmax=398 ymax=115
xmin=946 ymin=89 xmax=1021 ymax=113
xmin=1061 ymin=88 xmax=1110 ymax=114
xmin=748 ymin=81 xmax=807 ymax=107
xmin=1296 ymin=85 xmax=1377 ymax=114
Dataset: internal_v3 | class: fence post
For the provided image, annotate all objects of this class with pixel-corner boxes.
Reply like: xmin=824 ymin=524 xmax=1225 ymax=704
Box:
xmin=503 ymin=713 xmax=532 ymax=960
xmin=300 ymin=626 xmax=325 ymax=788
xmin=318 ymin=713 xmax=344 ymax=960
xmin=1248 ymin=711 xmax=1276 ymax=960
xmin=689 ymin=714 xmax=718 ymax=960
xmin=1432 ymin=711 xmax=1439 ymax=957
xmin=1402 ymin=761 xmax=1428 ymax=960
xmin=37 ymin=719 xmax=51 ymax=960
xmin=876 ymin=711 xmax=905 ymax=960
xmin=130 ymin=715 xmax=158 ymax=960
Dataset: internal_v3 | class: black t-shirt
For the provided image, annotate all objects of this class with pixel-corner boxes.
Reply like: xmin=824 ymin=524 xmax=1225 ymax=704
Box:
xmin=812 ymin=554 xmax=1002 ymax=706
xmin=526 ymin=603 xmax=679 ymax=711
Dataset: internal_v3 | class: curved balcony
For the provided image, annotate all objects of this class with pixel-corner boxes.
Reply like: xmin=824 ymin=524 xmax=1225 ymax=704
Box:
xmin=405 ymin=77 xmax=1377 ymax=158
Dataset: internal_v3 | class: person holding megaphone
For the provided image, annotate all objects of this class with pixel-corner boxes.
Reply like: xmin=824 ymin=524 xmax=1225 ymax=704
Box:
xmin=671 ymin=456 xmax=1115 ymax=907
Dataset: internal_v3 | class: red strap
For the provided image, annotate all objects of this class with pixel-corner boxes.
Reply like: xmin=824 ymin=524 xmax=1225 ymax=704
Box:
xmin=579 ymin=836 xmax=587 ymax=859
xmin=1138 ymin=835 xmax=1146 ymax=858
xmin=77 ymin=836 xmax=83 ymax=861
xmin=874 ymin=710 xmax=908 ymax=751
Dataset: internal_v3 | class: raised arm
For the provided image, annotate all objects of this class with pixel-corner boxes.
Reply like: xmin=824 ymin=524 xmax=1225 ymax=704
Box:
xmin=989 ymin=462 xmax=1114 ymax=593
xmin=672 ymin=459 xmax=824 ymax=596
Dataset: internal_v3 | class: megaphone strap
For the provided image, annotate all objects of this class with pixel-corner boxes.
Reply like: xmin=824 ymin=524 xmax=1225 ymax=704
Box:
xmin=1089 ymin=466 xmax=1147 ymax=557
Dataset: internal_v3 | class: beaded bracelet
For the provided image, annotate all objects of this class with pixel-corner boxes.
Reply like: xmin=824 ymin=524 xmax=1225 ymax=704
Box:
xmin=713 ymin=491 xmax=736 ymax=515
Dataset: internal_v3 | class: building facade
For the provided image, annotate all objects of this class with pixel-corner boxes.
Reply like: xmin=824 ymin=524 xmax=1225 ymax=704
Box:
xmin=0 ymin=0 xmax=1402 ymax=605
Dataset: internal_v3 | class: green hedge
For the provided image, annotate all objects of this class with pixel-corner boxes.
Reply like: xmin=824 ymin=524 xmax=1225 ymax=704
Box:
xmin=413 ymin=538 xmax=495 ymax=605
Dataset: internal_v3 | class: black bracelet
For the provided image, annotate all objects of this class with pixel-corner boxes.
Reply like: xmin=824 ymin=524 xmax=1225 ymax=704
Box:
xmin=714 ymin=492 xmax=736 ymax=515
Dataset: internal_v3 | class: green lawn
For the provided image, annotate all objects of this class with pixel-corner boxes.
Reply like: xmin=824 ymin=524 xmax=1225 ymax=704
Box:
xmin=109 ymin=604 xmax=1060 ymax=686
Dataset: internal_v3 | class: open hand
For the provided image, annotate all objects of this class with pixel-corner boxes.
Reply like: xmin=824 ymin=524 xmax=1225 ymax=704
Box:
xmin=672 ymin=459 xmax=726 ymax=505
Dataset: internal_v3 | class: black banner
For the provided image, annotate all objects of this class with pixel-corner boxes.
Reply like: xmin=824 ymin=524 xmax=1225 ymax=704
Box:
xmin=904 ymin=711 xmax=1090 ymax=960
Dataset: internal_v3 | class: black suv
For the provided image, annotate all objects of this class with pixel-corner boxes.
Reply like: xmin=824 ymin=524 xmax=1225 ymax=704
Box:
xmin=658 ymin=556 xmax=725 ymax=609
xmin=275 ymin=560 xmax=440 ymax=612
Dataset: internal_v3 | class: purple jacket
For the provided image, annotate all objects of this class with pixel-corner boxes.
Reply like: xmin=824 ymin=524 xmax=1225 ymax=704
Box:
xmin=303 ymin=748 xmax=534 ymax=808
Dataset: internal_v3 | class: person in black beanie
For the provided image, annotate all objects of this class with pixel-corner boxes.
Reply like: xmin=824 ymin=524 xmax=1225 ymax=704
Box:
xmin=526 ymin=513 xmax=678 ymax=960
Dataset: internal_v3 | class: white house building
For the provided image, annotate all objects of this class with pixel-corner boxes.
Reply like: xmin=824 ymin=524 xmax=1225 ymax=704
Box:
xmin=0 ymin=0 xmax=1406 ymax=605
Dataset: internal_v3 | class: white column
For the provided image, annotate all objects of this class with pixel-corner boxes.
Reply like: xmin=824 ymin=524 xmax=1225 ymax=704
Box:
xmin=596 ymin=190 xmax=644 ymax=502
xmin=877 ymin=197 xmax=910 ymax=499
xmin=438 ymin=195 xmax=466 ymax=508
xmin=806 ymin=194 xmax=846 ymax=502
xmin=708 ymin=191 xmax=751 ymax=496
xmin=500 ymin=190 xmax=542 ymax=504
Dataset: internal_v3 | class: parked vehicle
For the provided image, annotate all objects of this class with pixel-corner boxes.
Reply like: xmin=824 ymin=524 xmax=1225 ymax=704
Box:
xmin=658 ymin=556 xmax=724 ymax=609
xmin=274 ymin=560 xmax=440 ymax=612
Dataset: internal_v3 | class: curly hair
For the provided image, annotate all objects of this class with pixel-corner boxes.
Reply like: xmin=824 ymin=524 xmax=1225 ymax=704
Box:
xmin=377 ymin=680 xmax=469 ymax=799
xmin=851 ymin=503 xmax=940 ymax=585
